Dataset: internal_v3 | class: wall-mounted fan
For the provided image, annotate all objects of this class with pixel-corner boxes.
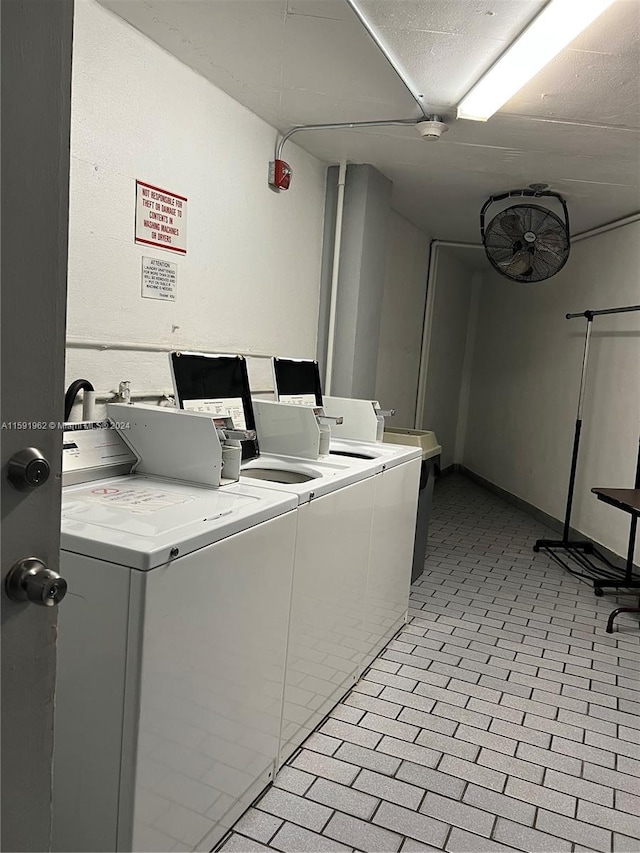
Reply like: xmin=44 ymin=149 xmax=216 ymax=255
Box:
xmin=480 ymin=189 xmax=571 ymax=283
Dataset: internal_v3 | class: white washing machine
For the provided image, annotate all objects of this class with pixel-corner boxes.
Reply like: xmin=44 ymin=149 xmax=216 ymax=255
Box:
xmin=241 ymin=410 xmax=421 ymax=764
xmin=328 ymin=438 xmax=422 ymax=671
xmin=167 ymin=353 xmax=420 ymax=767
xmin=269 ymin=358 xmax=422 ymax=671
xmin=239 ymin=450 xmax=380 ymax=767
xmin=167 ymin=353 xmax=382 ymax=765
xmin=52 ymin=417 xmax=298 ymax=853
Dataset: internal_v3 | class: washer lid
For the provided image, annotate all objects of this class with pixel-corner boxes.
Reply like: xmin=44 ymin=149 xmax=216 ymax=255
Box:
xmin=61 ymin=475 xmax=297 ymax=570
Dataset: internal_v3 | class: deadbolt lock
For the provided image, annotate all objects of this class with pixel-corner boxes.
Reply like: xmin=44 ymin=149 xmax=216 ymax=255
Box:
xmin=7 ymin=448 xmax=51 ymax=490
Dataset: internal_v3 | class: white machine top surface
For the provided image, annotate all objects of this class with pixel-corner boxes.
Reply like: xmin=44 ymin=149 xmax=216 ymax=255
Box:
xmin=328 ymin=438 xmax=422 ymax=469
xmin=239 ymin=452 xmax=379 ymax=503
xmin=61 ymin=474 xmax=297 ymax=570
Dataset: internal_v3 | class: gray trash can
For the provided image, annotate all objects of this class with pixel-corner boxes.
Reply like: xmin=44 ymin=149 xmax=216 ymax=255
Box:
xmin=383 ymin=429 xmax=441 ymax=583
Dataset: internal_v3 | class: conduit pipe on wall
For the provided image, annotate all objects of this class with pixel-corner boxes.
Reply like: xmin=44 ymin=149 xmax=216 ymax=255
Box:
xmin=573 ymin=212 xmax=640 ymax=242
xmin=66 ymin=339 xmax=275 ymax=359
xmin=69 ymin=388 xmax=273 ymax=413
xmin=324 ymin=160 xmax=347 ymax=395
xmin=91 ymin=389 xmax=174 ymax=403
xmin=275 ymin=119 xmax=418 ymax=162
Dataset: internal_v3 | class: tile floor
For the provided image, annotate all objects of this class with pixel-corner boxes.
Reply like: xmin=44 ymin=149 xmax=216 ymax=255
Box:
xmin=220 ymin=474 xmax=640 ymax=853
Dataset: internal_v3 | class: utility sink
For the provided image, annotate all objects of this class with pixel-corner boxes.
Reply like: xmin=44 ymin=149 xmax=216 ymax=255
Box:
xmin=241 ymin=468 xmax=316 ymax=484
xmin=383 ymin=428 xmax=441 ymax=460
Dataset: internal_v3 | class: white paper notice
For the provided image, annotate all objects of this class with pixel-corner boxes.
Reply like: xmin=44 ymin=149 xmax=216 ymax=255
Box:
xmin=279 ymin=394 xmax=318 ymax=407
xmin=141 ymin=257 xmax=177 ymax=301
xmin=183 ymin=398 xmax=247 ymax=430
xmin=86 ymin=486 xmax=196 ymax=514
xmin=135 ymin=180 xmax=187 ymax=255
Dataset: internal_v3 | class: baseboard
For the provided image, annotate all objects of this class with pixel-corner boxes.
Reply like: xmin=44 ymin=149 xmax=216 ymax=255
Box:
xmin=457 ymin=465 xmax=638 ymax=575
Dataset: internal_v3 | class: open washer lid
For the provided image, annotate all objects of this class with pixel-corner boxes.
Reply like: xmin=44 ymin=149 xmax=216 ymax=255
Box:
xmin=169 ymin=351 xmax=259 ymax=460
xmin=272 ymin=357 xmax=323 ymax=407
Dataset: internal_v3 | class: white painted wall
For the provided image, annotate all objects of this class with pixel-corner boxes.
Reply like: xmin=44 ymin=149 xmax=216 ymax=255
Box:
xmin=66 ymin=0 xmax=327 ymax=406
xmin=375 ymin=212 xmax=430 ymax=426
xmin=420 ymin=248 xmax=476 ymax=468
xmin=464 ymin=222 xmax=640 ymax=560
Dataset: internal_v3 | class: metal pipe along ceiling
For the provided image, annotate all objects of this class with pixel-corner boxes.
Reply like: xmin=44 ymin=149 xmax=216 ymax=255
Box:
xmin=275 ymin=119 xmax=418 ymax=161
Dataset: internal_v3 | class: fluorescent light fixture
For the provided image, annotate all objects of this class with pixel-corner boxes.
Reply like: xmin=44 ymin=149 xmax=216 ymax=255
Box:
xmin=457 ymin=0 xmax=616 ymax=121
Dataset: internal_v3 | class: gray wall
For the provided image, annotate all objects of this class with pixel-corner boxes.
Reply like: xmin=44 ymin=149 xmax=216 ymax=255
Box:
xmin=375 ymin=212 xmax=430 ymax=426
xmin=329 ymin=165 xmax=392 ymax=399
xmin=421 ymin=249 xmax=476 ymax=468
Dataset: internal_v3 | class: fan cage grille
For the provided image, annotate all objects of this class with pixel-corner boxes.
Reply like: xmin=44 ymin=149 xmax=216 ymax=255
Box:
xmin=483 ymin=202 xmax=570 ymax=283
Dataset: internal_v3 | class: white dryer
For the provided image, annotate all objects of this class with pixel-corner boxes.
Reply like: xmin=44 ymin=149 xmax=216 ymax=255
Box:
xmin=52 ymin=419 xmax=298 ymax=853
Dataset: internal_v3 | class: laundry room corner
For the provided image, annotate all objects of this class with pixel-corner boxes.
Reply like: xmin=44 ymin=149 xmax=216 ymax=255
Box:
xmin=463 ymin=219 xmax=640 ymax=562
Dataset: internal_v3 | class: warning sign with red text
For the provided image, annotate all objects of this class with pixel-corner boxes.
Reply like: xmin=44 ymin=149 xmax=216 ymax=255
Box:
xmin=135 ymin=180 xmax=187 ymax=255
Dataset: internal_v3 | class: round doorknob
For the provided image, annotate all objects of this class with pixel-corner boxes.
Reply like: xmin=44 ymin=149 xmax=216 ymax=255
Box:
xmin=5 ymin=557 xmax=67 ymax=607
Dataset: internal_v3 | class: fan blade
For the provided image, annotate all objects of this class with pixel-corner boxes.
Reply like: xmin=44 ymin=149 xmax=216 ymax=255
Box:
xmin=497 ymin=250 xmax=531 ymax=277
xmin=498 ymin=212 xmax=525 ymax=240
xmin=484 ymin=229 xmax=516 ymax=250
xmin=536 ymin=230 xmax=567 ymax=254
xmin=529 ymin=207 xmax=552 ymax=233
xmin=530 ymin=253 xmax=552 ymax=282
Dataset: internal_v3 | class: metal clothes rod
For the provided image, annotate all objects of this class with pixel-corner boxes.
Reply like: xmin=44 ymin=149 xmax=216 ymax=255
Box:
xmin=566 ymin=304 xmax=640 ymax=320
xmin=534 ymin=303 xmax=640 ymax=588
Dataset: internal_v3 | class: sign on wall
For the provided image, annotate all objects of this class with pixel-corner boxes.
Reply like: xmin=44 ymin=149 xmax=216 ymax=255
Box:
xmin=135 ymin=180 xmax=187 ymax=254
xmin=141 ymin=257 xmax=177 ymax=301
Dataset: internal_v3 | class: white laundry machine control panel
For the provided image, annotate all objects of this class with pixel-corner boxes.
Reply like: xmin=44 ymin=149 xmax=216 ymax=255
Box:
xmin=62 ymin=422 xmax=136 ymax=486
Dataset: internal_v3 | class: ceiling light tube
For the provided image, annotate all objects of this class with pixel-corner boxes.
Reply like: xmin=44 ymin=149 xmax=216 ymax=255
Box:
xmin=457 ymin=0 xmax=616 ymax=121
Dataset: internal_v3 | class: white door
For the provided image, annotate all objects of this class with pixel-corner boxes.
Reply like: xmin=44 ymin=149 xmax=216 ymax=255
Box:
xmin=1 ymin=1 xmax=73 ymax=850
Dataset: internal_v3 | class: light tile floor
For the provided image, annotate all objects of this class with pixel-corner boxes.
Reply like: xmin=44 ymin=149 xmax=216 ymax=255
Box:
xmin=220 ymin=474 xmax=640 ymax=853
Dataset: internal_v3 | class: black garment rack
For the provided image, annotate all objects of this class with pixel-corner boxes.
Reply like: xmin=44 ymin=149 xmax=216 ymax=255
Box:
xmin=533 ymin=303 xmax=640 ymax=593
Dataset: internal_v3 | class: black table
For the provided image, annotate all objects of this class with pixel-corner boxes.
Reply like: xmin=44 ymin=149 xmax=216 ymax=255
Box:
xmin=591 ymin=487 xmax=640 ymax=632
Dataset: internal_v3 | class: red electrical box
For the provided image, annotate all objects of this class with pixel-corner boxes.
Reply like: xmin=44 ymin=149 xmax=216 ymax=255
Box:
xmin=269 ymin=159 xmax=292 ymax=191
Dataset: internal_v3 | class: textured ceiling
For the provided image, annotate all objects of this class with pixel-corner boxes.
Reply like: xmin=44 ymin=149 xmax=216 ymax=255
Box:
xmin=99 ymin=0 xmax=640 ymax=242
